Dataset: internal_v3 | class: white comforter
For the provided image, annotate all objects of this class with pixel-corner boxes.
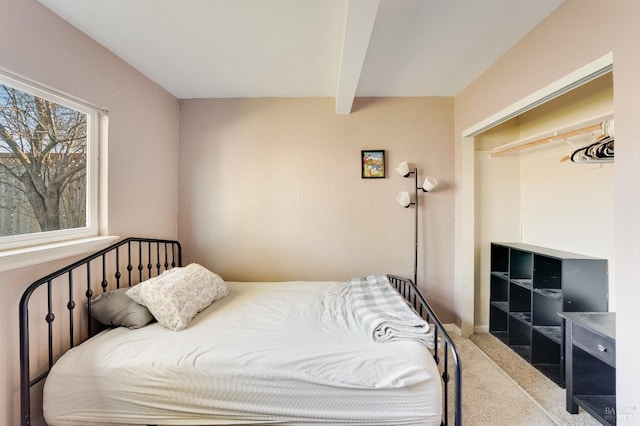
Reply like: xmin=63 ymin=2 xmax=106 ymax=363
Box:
xmin=44 ymin=280 xmax=441 ymax=425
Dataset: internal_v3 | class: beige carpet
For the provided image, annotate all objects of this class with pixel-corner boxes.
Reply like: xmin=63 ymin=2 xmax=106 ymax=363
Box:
xmin=447 ymin=334 xmax=556 ymax=425
xmin=464 ymin=333 xmax=600 ymax=425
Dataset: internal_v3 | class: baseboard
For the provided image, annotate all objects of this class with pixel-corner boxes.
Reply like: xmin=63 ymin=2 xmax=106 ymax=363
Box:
xmin=474 ymin=324 xmax=489 ymax=334
xmin=442 ymin=323 xmax=490 ymax=336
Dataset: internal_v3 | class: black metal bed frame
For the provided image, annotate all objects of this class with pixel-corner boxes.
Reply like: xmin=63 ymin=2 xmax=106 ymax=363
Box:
xmin=18 ymin=237 xmax=461 ymax=426
xmin=19 ymin=237 xmax=183 ymax=426
xmin=387 ymin=275 xmax=462 ymax=426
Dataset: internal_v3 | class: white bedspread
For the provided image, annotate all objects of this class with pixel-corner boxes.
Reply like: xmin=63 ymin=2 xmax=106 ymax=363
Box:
xmin=44 ymin=280 xmax=441 ymax=425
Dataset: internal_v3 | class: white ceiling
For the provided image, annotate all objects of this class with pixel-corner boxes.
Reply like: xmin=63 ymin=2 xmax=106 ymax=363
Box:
xmin=38 ymin=0 xmax=564 ymax=113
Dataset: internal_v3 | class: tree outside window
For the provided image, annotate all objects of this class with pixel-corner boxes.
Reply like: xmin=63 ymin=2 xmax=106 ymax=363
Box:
xmin=0 ymin=83 xmax=87 ymax=238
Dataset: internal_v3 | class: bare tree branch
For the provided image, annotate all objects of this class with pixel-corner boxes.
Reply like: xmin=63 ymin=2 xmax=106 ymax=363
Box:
xmin=0 ymin=84 xmax=88 ymax=233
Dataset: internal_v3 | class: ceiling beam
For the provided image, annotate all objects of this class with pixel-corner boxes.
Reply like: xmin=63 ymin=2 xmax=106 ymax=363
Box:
xmin=335 ymin=0 xmax=380 ymax=115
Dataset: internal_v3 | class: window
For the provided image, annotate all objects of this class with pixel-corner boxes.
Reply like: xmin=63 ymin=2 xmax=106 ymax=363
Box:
xmin=0 ymin=70 xmax=100 ymax=251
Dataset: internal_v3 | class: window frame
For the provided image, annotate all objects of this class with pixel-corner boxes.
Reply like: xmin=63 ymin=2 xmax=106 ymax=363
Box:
xmin=0 ymin=69 xmax=102 ymax=253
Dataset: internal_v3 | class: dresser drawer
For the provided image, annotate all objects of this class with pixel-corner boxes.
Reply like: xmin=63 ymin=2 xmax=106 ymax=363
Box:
xmin=572 ymin=323 xmax=616 ymax=367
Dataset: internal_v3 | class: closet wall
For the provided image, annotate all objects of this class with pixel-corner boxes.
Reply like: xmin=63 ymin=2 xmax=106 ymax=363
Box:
xmin=475 ymin=73 xmax=614 ymax=329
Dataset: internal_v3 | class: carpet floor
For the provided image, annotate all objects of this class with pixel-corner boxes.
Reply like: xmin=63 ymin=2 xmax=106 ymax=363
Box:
xmin=452 ymin=332 xmax=601 ymax=425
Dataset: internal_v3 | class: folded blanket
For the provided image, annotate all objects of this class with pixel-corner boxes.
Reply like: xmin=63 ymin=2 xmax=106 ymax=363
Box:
xmin=345 ymin=275 xmax=434 ymax=349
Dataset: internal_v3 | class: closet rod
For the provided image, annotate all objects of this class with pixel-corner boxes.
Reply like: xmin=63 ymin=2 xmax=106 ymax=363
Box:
xmin=490 ymin=122 xmax=602 ymax=157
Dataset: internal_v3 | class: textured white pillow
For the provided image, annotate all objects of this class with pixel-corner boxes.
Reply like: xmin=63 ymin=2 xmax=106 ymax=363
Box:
xmin=126 ymin=263 xmax=228 ymax=331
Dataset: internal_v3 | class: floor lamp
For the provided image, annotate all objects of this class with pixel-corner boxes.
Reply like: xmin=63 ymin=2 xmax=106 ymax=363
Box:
xmin=395 ymin=161 xmax=438 ymax=286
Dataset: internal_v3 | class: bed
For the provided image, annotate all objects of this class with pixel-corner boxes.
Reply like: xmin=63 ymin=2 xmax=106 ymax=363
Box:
xmin=19 ymin=237 xmax=461 ymax=426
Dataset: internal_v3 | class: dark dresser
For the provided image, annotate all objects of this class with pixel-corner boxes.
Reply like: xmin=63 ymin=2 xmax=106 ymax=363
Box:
xmin=559 ymin=312 xmax=616 ymax=425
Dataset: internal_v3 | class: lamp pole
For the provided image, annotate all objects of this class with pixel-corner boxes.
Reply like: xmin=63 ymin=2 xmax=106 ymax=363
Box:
xmin=395 ymin=161 xmax=437 ymax=288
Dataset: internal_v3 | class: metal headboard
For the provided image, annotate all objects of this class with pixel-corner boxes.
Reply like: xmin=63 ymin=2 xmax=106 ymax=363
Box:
xmin=18 ymin=237 xmax=182 ymax=426
xmin=387 ymin=274 xmax=462 ymax=426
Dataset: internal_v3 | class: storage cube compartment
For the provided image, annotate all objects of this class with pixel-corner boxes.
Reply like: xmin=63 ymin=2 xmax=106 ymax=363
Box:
xmin=509 ymin=249 xmax=533 ymax=280
xmin=533 ymin=291 xmax=562 ymax=326
xmin=490 ymin=274 xmax=509 ymax=301
xmin=531 ymin=330 xmax=562 ymax=384
xmin=508 ymin=315 xmax=531 ymax=359
xmin=509 ymin=282 xmax=531 ymax=313
xmin=490 ymin=305 xmax=508 ymax=330
xmin=531 ymin=329 xmax=561 ymax=364
xmin=491 ymin=244 xmax=510 ymax=274
xmin=534 ymin=255 xmax=562 ymax=289
xmin=489 ymin=305 xmax=508 ymax=343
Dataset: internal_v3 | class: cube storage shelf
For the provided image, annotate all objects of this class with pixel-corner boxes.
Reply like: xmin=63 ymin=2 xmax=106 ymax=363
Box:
xmin=489 ymin=243 xmax=608 ymax=387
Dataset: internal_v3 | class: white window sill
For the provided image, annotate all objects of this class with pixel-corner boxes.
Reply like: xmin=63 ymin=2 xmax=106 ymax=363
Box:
xmin=0 ymin=236 xmax=119 ymax=273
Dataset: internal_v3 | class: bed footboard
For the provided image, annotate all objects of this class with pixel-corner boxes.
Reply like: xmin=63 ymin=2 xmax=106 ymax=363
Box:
xmin=19 ymin=237 xmax=182 ymax=426
xmin=387 ymin=275 xmax=462 ymax=426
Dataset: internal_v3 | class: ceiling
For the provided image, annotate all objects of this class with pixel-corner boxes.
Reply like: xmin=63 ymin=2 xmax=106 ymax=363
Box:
xmin=38 ymin=0 xmax=564 ymax=113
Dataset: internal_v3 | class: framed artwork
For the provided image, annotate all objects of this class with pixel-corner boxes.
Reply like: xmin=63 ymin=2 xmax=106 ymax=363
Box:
xmin=361 ymin=150 xmax=385 ymax=178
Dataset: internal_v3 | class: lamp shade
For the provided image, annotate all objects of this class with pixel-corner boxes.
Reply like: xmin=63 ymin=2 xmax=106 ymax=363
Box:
xmin=396 ymin=191 xmax=411 ymax=208
xmin=395 ymin=161 xmax=410 ymax=177
xmin=422 ymin=176 xmax=438 ymax=192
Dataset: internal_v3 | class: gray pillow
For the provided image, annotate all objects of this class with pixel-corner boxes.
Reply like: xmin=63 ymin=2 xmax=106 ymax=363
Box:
xmin=90 ymin=286 xmax=154 ymax=329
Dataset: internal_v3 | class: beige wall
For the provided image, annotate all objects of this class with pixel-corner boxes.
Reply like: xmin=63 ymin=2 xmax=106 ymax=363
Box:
xmin=1 ymin=0 xmax=179 ymax=424
xmin=455 ymin=0 xmax=640 ymax=415
xmin=178 ymin=97 xmax=455 ymax=319
xmin=474 ymin=153 xmax=521 ymax=328
xmin=5 ymin=0 xmax=640 ymax=423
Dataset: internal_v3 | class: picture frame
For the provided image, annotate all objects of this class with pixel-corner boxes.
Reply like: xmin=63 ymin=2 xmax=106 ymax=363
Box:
xmin=361 ymin=150 xmax=385 ymax=178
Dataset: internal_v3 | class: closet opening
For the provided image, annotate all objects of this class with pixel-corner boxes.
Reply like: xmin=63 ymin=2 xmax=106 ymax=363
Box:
xmin=459 ymin=52 xmax=614 ymax=336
